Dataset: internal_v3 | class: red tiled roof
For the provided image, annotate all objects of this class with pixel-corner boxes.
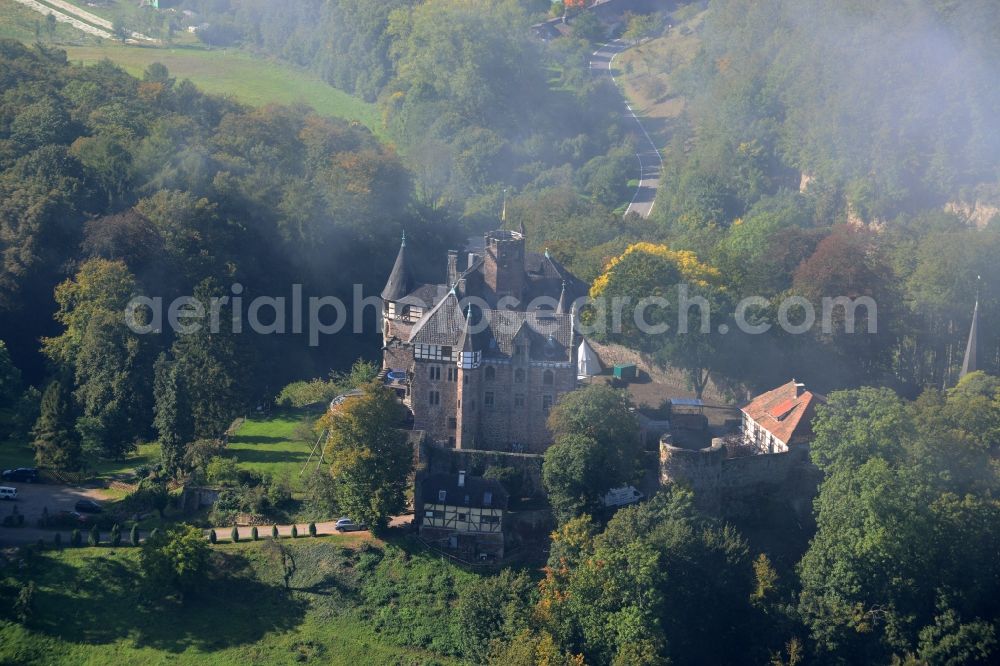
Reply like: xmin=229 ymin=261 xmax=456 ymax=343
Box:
xmin=742 ymin=380 xmax=826 ymax=446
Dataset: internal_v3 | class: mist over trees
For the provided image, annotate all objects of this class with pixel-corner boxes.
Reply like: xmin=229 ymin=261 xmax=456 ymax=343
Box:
xmin=0 ymin=40 xmax=453 ymax=466
xmin=172 ymin=0 xmax=633 ymax=220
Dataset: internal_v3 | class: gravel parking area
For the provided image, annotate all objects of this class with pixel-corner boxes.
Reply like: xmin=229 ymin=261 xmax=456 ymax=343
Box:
xmin=0 ymin=481 xmax=107 ymax=525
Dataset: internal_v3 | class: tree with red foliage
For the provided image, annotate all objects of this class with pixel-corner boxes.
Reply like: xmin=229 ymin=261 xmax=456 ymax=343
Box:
xmin=792 ymin=225 xmax=901 ymax=382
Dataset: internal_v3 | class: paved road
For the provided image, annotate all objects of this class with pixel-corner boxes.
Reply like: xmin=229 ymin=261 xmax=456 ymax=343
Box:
xmin=589 ymin=39 xmax=663 ymax=219
xmin=207 ymin=513 xmax=413 ymax=542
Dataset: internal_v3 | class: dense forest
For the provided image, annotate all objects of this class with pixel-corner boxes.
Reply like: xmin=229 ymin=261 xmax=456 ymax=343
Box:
xmin=526 ymin=0 xmax=1000 ymax=398
xmin=0 ymin=39 xmax=458 ymax=460
xmin=1 ymin=1 xmax=1000 ymax=664
xmin=639 ymin=0 xmax=1000 ymax=393
xmin=173 ymin=0 xmax=635 ymax=219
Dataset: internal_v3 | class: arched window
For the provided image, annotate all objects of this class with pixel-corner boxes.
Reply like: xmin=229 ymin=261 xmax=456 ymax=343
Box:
xmin=485 ymin=366 xmax=496 ymax=381
xmin=543 ymin=369 xmax=554 ymax=386
xmin=514 ymin=368 xmax=525 ymax=383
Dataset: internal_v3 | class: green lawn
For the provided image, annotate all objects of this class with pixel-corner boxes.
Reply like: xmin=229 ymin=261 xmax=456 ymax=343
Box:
xmin=62 ymin=44 xmax=381 ymax=134
xmin=0 ymin=538 xmax=468 ymax=665
xmin=90 ymin=442 xmax=161 ymax=480
xmin=227 ymin=409 xmax=320 ymax=490
xmin=0 ymin=437 xmax=33 ymax=472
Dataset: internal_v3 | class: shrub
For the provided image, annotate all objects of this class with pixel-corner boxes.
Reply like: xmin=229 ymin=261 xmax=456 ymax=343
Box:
xmin=251 ymin=526 xmax=259 ymax=541
xmin=88 ymin=525 xmax=100 ymax=547
xmin=291 ymin=524 xmax=298 ymax=539
xmin=209 ymin=529 xmax=217 ymax=544
xmin=110 ymin=524 xmax=122 ymax=547
xmin=308 ymin=522 xmax=317 ymax=537
xmin=71 ymin=529 xmax=81 ymax=547
xmin=231 ymin=526 xmax=240 ymax=543
xmin=14 ymin=581 xmax=35 ymax=625
xmin=130 ymin=524 xmax=140 ymax=546
xmin=272 ymin=524 xmax=279 ymax=539
xmin=53 ymin=532 xmax=62 ymax=549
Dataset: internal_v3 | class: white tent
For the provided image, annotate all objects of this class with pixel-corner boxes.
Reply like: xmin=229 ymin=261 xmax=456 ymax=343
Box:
xmin=577 ymin=338 xmax=602 ymax=377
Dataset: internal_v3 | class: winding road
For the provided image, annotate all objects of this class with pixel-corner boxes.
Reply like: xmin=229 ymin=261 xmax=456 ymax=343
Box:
xmin=589 ymin=39 xmax=664 ymax=219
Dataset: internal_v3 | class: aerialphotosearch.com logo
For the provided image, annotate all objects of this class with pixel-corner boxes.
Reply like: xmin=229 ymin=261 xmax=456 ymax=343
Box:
xmin=123 ymin=283 xmax=878 ymax=346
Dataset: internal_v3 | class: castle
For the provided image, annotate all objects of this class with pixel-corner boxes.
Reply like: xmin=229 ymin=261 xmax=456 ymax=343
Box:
xmin=380 ymin=227 xmax=588 ymax=452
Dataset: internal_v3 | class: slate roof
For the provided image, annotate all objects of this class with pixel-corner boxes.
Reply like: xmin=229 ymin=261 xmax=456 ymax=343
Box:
xmin=409 ymin=291 xmax=466 ymax=346
xmin=420 ymin=473 xmax=509 ymax=510
xmin=381 ymin=236 xmax=413 ymax=301
xmin=398 ymin=283 xmax=450 ymax=309
xmin=742 ymin=380 xmax=826 ymax=446
xmin=482 ymin=309 xmax=573 ymax=361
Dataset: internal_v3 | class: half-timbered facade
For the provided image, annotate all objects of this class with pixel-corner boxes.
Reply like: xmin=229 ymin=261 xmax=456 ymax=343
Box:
xmin=418 ymin=471 xmax=509 ymax=560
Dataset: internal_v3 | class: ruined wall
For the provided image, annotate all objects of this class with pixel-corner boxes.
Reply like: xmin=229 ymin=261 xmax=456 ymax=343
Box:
xmin=660 ymin=436 xmax=815 ymax=517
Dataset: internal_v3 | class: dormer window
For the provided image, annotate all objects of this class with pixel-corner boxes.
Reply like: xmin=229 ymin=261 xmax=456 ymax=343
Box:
xmin=483 ymin=491 xmax=492 ymax=507
xmin=438 ymin=490 xmax=447 ymax=503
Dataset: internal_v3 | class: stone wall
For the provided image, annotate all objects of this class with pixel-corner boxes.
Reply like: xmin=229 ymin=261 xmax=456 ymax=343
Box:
xmin=660 ymin=436 xmax=815 ymax=517
xmin=473 ymin=359 xmax=575 ymax=452
xmin=411 ymin=358 xmax=459 ymax=445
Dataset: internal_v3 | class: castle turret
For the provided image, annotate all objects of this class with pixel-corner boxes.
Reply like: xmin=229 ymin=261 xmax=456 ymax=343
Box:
xmin=556 ymin=280 xmax=568 ymax=315
xmin=381 ymin=232 xmax=412 ymax=302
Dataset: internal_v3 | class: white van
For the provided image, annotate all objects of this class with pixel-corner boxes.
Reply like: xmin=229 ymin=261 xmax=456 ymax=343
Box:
xmin=0 ymin=486 xmax=16 ymax=501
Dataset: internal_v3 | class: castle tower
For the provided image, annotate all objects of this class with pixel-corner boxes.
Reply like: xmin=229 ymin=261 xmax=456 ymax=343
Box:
xmin=456 ymin=306 xmax=481 ymax=449
xmin=483 ymin=229 xmax=526 ymax=305
xmin=381 ymin=232 xmax=412 ymax=303
xmin=380 ymin=233 xmax=413 ymax=350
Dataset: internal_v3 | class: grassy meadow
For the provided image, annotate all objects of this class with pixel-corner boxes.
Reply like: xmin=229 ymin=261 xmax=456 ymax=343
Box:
xmin=62 ymin=45 xmax=381 ymax=133
xmin=0 ymin=537 xmax=471 ymax=665
xmin=226 ymin=409 xmax=320 ymax=492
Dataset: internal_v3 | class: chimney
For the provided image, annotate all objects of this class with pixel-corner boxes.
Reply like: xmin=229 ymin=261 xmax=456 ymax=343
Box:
xmin=794 ymin=381 xmax=806 ymax=397
xmin=458 ymin=470 xmax=466 ymax=488
xmin=467 ymin=252 xmax=480 ymax=270
xmin=447 ymin=250 xmax=458 ymax=286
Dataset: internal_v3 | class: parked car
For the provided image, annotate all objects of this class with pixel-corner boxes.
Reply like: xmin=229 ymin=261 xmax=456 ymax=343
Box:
xmin=75 ymin=499 xmax=103 ymax=514
xmin=0 ymin=486 xmax=17 ymax=501
xmin=334 ymin=517 xmax=365 ymax=532
xmin=55 ymin=510 xmax=88 ymax=525
xmin=1 ymin=468 xmax=39 ymax=483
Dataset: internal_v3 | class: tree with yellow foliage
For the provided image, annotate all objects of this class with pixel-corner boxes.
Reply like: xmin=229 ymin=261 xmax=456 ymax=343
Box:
xmin=588 ymin=243 xmax=727 ymax=399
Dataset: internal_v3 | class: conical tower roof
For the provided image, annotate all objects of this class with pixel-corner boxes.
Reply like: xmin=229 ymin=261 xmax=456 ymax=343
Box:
xmin=960 ymin=298 xmax=980 ymax=379
xmin=381 ymin=233 xmax=413 ymax=301
xmin=577 ymin=338 xmax=601 ymax=377
xmin=556 ymin=280 xmax=569 ymax=315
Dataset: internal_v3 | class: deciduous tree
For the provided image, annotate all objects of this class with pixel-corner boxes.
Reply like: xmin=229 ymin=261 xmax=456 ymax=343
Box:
xmin=317 ymin=381 xmax=411 ymax=530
